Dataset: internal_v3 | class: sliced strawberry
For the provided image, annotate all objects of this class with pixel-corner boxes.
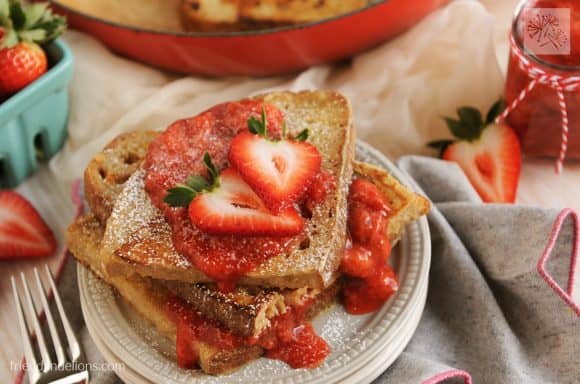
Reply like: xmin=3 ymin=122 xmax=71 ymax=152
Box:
xmin=229 ymin=132 xmax=321 ymax=212
xmin=442 ymin=123 xmax=521 ymax=203
xmin=0 ymin=191 xmax=57 ymax=259
xmin=188 ymin=168 xmax=304 ymax=237
xmin=428 ymin=101 xmax=521 ymax=203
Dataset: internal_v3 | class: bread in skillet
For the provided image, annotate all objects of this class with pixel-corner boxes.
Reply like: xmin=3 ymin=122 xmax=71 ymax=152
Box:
xmin=179 ymin=0 xmax=367 ymax=32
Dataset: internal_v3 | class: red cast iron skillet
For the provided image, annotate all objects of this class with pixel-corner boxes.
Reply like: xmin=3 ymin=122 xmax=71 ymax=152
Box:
xmin=51 ymin=0 xmax=448 ymax=76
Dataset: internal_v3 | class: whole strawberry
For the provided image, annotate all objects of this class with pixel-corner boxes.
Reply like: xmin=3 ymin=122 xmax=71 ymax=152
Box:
xmin=0 ymin=0 xmax=66 ymax=96
xmin=428 ymin=100 xmax=522 ymax=203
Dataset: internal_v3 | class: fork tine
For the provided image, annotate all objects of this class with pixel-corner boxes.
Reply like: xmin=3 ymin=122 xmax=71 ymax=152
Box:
xmin=49 ymin=370 xmax=90 ymax=384
xmin=11 ymin=276 xmax=41 ymax=383
xmin=20 ymin=272 xmax=52 ymax=372
xmin=45 ymin=265 xmax=82 ymax=362
xmin=34 ymin=267 xmax=66 ymax=368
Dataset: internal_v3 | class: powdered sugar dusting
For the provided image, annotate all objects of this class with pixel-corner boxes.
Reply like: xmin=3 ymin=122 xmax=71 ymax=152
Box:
xmin=101 ymin=168 xmax=191 ymax=269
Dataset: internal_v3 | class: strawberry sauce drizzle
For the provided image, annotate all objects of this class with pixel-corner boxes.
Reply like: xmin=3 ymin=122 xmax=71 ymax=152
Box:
xmin=144 ymin=101 xmax=302 ymax=291
xmin=341 ymin=178 xmax=399 ymax=314
xmin=167 ymin=295 xmax=329 ymax=369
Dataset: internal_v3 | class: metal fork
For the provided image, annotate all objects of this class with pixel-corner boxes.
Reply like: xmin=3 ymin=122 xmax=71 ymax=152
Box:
xmin=11 ymin=265 xmax=89 ymax=384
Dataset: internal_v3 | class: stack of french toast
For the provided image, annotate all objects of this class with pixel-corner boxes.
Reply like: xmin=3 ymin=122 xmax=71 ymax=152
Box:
xmin=67 ymin=90 xmax=429 ymax=375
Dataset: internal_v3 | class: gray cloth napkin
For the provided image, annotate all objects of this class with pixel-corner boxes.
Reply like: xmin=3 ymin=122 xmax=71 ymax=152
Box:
xmin=51 ymin=156 xmax=579 ymax=384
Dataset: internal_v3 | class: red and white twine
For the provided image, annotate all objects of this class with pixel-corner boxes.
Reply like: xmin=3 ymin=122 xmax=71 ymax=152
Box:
xmin=496 ymin=34 xmax=580 ymax=173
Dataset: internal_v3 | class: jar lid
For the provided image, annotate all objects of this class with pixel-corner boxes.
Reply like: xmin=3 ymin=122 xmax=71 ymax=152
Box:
xmin=513 ymin=0 xmax=580 ymax=70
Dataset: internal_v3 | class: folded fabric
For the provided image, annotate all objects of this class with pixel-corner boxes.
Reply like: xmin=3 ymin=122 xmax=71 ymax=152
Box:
xmin=378 ymin=156 xmax=579 ymax=384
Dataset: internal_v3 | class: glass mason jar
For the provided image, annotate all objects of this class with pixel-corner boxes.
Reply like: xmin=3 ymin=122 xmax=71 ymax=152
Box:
xmin=504 ymin=0 xmax=580 ymax=162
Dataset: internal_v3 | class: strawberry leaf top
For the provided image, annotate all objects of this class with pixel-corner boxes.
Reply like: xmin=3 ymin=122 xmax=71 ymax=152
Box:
xmin=427 ymin=99 xmax=506 ymax=157
xmin=294 ymin=128 xmax=309 ymax=142
xmin=0 ymin=1 xmax=66 ymax=49
xmin=247 ymin=106 xmax=310 ymax=142
xmin=443 ymin=107 xmax=483 ymax=142
xmin=164 ymin=153 xmax=220 ymax=207
xmin=248 ymin=107 xmax=268 ymax=137
xmin=485 ymin=99 xmax=506 ymax=125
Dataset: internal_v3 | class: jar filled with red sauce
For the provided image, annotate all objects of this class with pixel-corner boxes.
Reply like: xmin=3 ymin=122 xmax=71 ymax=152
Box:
xmin=505 ymin=0 xmax=580 ymax=158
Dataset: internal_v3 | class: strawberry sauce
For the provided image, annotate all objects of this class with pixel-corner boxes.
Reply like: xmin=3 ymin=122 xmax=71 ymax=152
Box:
xmin=167 ymin=295 xmax=329 ymax=369
xmin=144 ymin=101 xmax=302 ymax=291
xmin=340 ymin=179 xmax=399 ymax=315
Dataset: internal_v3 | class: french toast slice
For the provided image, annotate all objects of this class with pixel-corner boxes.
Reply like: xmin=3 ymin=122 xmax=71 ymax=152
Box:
xmin=179 ymin=0 xmax=366 ymax=32
xmin=100 ymin=91 xmax=355 ymax=290
xmin=353 ymin=161 xmax=431 ymax=244
xmin=67 ymin=214 xmax=337 ymax=375
xmin=84 ymin=130 xmax=159 ymax=225
xmin=239 ymin=0 xmax=367 ymax=24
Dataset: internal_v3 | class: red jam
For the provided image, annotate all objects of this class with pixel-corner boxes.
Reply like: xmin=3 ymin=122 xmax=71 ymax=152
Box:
xmin=167 ymin=295 xmax=329 ymax=369
xmin=303 ymin=170 xmax=336 ymax=214
xmin=264 ymin=322 xmax=329 ymax=369
xmin=505 ymin=0 xmax=580 ymax=158
xmin=167 ymin=297 xmax=245 ymax=368
xmin=340 ymin=179 xmax=398 ymax=315
xmin=144 ymin=101 xmax=305 ymax=291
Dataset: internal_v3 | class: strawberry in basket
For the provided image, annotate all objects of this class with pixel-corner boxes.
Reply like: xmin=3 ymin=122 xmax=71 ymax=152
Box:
xmin=0 ymin=0 xmax=66 ymax=96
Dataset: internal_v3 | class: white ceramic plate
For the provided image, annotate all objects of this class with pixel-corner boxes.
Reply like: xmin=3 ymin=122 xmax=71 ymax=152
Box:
xmin=78 ymin=141 xmax=431 ymax=384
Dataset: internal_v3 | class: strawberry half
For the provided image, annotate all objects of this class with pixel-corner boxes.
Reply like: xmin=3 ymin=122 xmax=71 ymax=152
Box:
xmin=228 ymin=108 xmax=322 ymax=212
xmin=0 ymin=191 xmax=57 ymax=259
xmin=164 ymin=154 xmax=304 ymax=237
xmin=428 ymin=100 xmax=521 ymax=203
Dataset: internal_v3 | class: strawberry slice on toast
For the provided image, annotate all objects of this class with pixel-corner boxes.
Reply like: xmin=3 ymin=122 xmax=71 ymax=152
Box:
xmin=229 ymin=108 xmax=322 ymax=212
xmin=165 ymin=153 xmax=304 ymax=237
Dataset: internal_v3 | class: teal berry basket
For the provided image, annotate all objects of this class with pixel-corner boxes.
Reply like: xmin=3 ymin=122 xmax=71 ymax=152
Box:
xmin=0 ymin=39 xmax=74 ymax=188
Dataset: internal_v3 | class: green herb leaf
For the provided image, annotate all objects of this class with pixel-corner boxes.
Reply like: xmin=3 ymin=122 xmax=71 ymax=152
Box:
xmin=486 ymin=99 xmax=506 ymax=124
xmin=164 ymin=186 xmax=197 ymax=207
xmin=294 ymin=129 xmax=309 ymax=142
xmin=203 ymin=152 xmax=220 ymax=188
xmin=247 ymin=106 xmax=268 ymax=137
xmin=164 ymin=153 xmax=223 ymax=206
xmin=248 ymin=116 xmax=261 ymax=135
xmin=185 ymin=175 xmax=209 ymax=192
xmin=457 ymin=107 xmax=483 ymax=138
